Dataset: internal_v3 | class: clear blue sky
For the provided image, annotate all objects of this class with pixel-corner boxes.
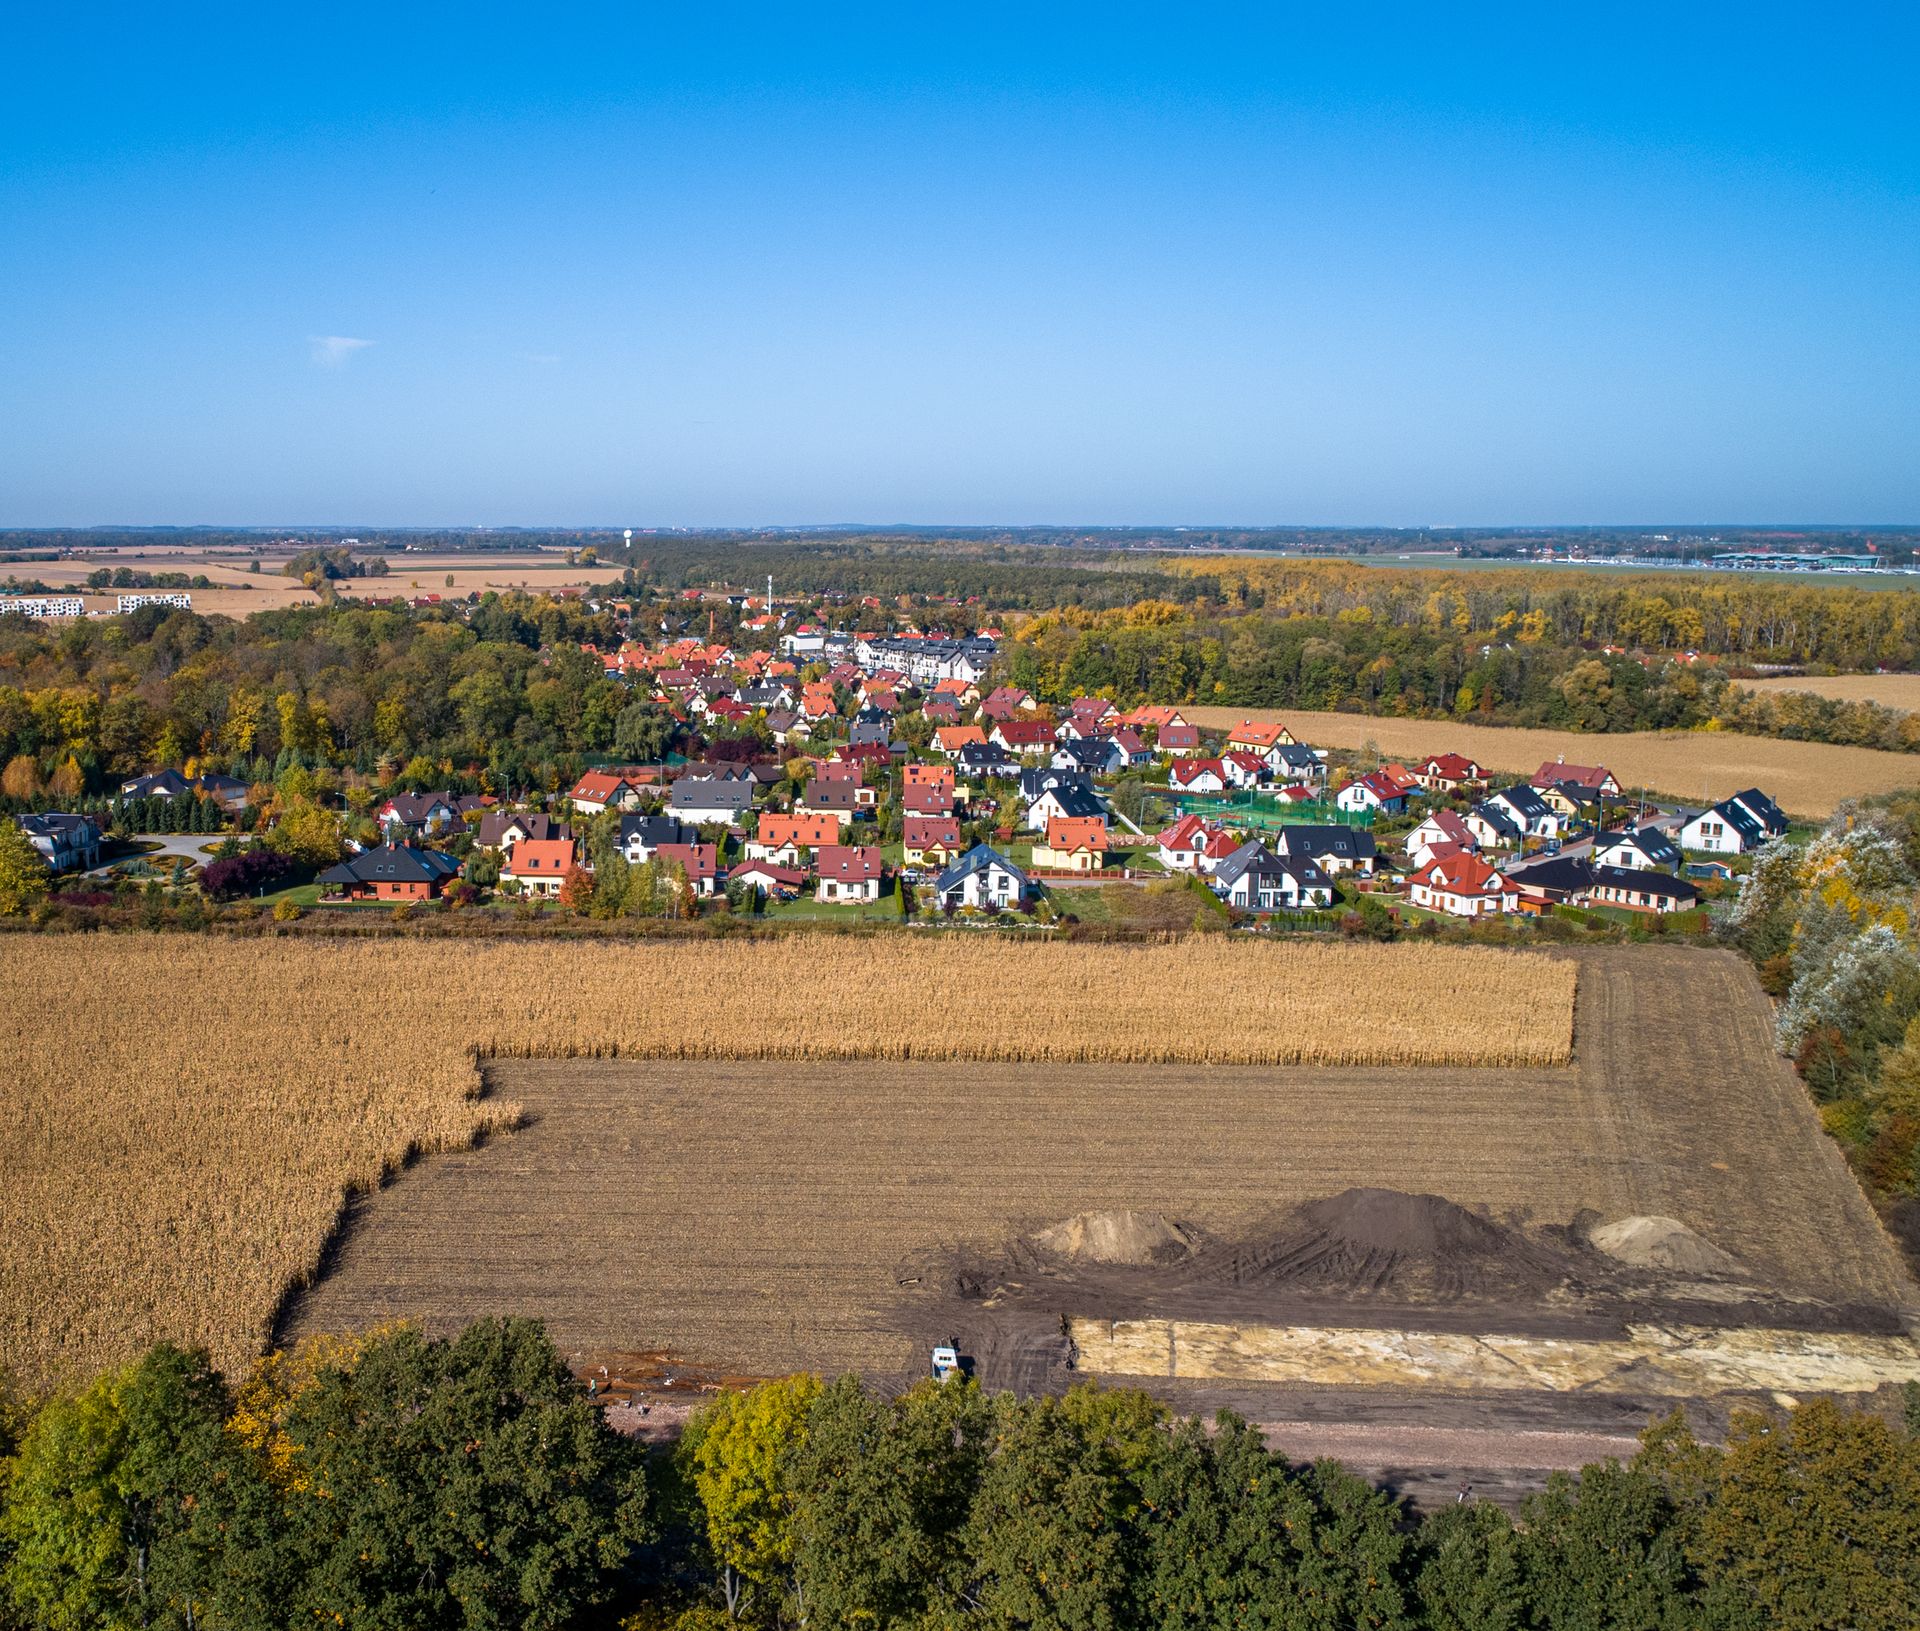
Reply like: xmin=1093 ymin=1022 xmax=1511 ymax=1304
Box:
xmin=2 ymin=4 xmax=1915 ymax=527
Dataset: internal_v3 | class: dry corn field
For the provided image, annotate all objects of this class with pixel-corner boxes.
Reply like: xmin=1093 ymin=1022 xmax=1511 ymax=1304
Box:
xmin=288 ymin=947 xmax=1914 ymax=1379
xmin=1181 ymin=705 xmax=1917 ymax=818
xmin=0 ymin=935 xmax=1569 ymax=1389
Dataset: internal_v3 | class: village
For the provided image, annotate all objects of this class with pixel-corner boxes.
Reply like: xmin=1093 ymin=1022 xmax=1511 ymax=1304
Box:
xmin=9 ymin=612 xmax=1794 ymax=933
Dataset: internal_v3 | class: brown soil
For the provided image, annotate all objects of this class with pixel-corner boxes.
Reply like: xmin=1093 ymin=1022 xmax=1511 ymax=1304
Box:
xmin=284 ymin=946 xmax=1916 ymax=1407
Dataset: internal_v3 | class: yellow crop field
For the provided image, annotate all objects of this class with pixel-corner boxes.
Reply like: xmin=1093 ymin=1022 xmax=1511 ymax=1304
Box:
xmin=0 ymin=935 xmax=1571 ymax=1390
xmin=1736 ymin=673 xmax=1920 ymax=711
xmin=1182 ymin=706 xmax=1918 ymax=817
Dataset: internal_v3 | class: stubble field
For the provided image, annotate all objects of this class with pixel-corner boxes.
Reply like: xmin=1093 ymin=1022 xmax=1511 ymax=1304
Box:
xmin=1181 ymin=705 xmax=1914 ymax=816
xmin=286 ymin=947 xmax=1913 ymax=1381
xmin=1735 ymin=673 xmax=1920 ymax=711
xmin=0 ymin=934 xmax=1570 ymax=1390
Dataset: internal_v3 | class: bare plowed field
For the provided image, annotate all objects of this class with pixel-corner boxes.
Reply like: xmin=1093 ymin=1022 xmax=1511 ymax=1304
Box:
xmin=286 ymin=948 xmax=1914 ymax=1382
xmin=0 ymin=936 xmax=1566 ymax=1389
xmin=1181 ymin=706 xmax=1916 ymax=817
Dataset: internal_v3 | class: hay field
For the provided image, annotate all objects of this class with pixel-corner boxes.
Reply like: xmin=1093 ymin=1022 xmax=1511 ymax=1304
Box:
xmin=0 ymin=935 xmax=1569 ymax=1389
xmin=288 ymin=948 xmax=1914 ymax=1378
xmin=1183 ymin=706 xmax=1915 ymax=817
xmin=1736 ymin=673 xmax=1920 ymax=711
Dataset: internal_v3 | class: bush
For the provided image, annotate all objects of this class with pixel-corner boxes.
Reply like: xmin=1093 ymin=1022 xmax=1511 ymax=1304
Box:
xmin=202 ymin=847 xmax=292 ymax=901
xmin=271 ymin=899 xmax=303 ymax=923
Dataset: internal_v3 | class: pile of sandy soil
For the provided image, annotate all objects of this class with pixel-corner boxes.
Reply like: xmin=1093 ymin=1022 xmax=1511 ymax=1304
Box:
xmin=1588 ymin=1216 xmax=1744 ymax=1277
xmin=1034 ymin=1210 xmax=1196 ymax=1266
xmin=1203 ymin=1188 xmax=1580 ymax=1302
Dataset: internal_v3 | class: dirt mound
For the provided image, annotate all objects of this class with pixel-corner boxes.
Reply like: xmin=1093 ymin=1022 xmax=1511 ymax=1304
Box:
xmin=1034 ymin=1210 xmax=1196 ymax=1266
xmin=1588 ymin=1216 xmax=1744 ymax=1277
xmin=1198 ymin=1188 xmax=1581 ymax=1302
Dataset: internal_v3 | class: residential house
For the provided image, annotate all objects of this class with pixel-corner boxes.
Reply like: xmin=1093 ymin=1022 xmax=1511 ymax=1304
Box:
xmin=956 ymin=741 xmax=1021 ymax=780
xmin=120 ymin=769 xmax=194 ymax=800
xmin=319 ymin=841 xmax=462 ymax=902
xmin=1537 ymin=782 xmax=1607 ymax=827
xmin=902 ymin=781 xmax=955 ymax=818
xmin=1108 ymin=728 xmax=1152 ymax=767
xmin=1481 ymin=784 xmax=1562 ymax=841
xmin=1405 ymin=809 xmax=1476 ymax=869
xmin=1051 ymin=737 xmax=1123 ymax=777
xmin=16 ymin=812 xmax=101 ymax=872
xmin=1210 ymin=841 xmax=1334 ymax=911
xmin=795 ymin=776 xmax=872 ymax=827
xmin=1266 ymin=743 xmax=1325 ymax=787
xmin=1584 ymin=864 xmax=1701 ymax=915
xmin=1678 ymin=788 xmax=1788 ymax=854
xmin=934 ymin=843 xmax=1031 ymax=910
xmin=1026 ymin=782 xmax=1108 ymax=834
xmin=1273 ymin=824 xmax=1378 ymax=876
xmin=1507 ymin=856 xmax=1595 ymax=913
xmin=749 ymin=811 xmax=842 ymax=865
xmin=499 ymin=837 xmax=578 ymax=898
xmin=617 ymin=814 xmax=697 ymax=864
xmin=902 ymin=813 xmax=964 ymax=868
xmin=1156 ymin=720 xmax=1201 ymax=755
xmin=1413 ymin=753 xmax=1483 ymax=793
xmin=728 ymin=858 xmax=805 ymax=901
xmin=1591 ymin=827 xmax=1681 ymax=872
xmin=1407 ymin=852 xmax=1517 ymax=917
xmin=476 ymin=811 xmax=572 ymax=851
xmin=1463 ymin=802 xmax=1522 ymax=850
xmin=1154 ymin=813 xmax=1237 ymax=874
xmin=193 ymin=773 xmax=251 ymax=809
xmin=933 ymin=724 xmax=988 ymax=758
xmin=1032 ymin=817 xmax=1110 ymax=872
xmin=1532 ymin=758 xmax=1622 ymax=797
xmin=652 ymin=842 xmax=723 ymax=896
xmin=1334 ymin=772 xmax=1411 ymax=816
xmin=978 ymin=685 xmax=1037 ymax=722
xmin=990 ymin=719 xmax=1058 ymax=758
xmin=568 ymin=769 xmax=645 ymax=814
xmin=1020 ymin=767 xmax=1093 ymax=803
xmin=813 ymin=844 xmax=884 ymax=903
xmin=1220 ymin=750 xmax=1270 ymax=789
xmin=1224 ymin=721 xmax=1300 ymax=766
xmin=1169 ymin=758 xmax=1229 ymax=794
xmin=664 ymin=776 xmax=755 ymax=827
xmin=375 ymin=790 xmax=460 ymax=837
xmin=903 ymin=762 xmax=955 ymax=793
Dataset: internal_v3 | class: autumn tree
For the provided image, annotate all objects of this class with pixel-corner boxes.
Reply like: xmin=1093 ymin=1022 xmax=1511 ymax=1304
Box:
xmin=0 ymin=819 xmax=49 ymax=916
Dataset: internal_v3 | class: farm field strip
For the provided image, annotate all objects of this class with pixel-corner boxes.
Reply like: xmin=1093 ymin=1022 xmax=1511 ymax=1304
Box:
xmin=1180 ymin=706 xmax=1916 ymax=817
xmin=0 ymin=936 xmax=1570 ymax=1389
xmin=287 ymin=948 xmax=1915 ymax=1383
xmin=1734 ymin=673 xmax=1920 ymax=711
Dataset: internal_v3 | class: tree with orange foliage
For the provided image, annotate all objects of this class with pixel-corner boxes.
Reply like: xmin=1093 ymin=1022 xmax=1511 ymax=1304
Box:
xmin=558 ymin=863 xmax=595 ymax=913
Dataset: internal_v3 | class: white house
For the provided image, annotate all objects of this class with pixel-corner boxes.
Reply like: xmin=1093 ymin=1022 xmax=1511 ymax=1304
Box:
xmin=663 ymin=777 xmax=755 ymax=826
xmin=933 ymin=843 xmax=1030 ymax=910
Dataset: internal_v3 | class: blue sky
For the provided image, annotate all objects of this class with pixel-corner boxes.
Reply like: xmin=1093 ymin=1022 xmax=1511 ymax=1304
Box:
xmin=2 ymin=5 xmax=1915 ymax=526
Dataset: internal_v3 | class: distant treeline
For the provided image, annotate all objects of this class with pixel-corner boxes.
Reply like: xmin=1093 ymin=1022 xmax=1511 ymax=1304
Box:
xmin=1 ymin=1320 xmax=1915 ymax=1631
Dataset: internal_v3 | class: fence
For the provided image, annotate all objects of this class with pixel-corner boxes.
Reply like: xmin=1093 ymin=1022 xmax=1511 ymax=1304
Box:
xmin=1161 ymin=788 xmax=1377 ymax=832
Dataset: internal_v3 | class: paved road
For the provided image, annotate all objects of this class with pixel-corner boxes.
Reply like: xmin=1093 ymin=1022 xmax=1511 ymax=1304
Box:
xmin=86 ymin=833 xmax=219 ymax=875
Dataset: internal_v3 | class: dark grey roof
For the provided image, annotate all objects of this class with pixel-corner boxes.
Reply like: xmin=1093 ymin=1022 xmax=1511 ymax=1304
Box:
xmin=320 ymin=844 xmax=460 ymax=885
xmin=1490 ymin=784 xmax=1553 ymax=820
xmin=666 ymin=777 xmax=754 ymax=812
xmin=1037 ymin=785 xmax=1107 ymax=821
xmin=1510 ymin=856 xmax=1594 ymax=896
xmin=1020 ymin=767 xmax=1091 ymax=799
xmin=1729 ymin=788 xmax=1789 ymax=833
xmin=1599 ymin=826 xmax=1680 ymax=865
xmin=934 ymin=843 xmax=1028 ymax=891
xmin=618 ymin=813 xmax=696 ymax=848
xmin=1274 ymin=824 xmax=1377 ymax=862
xmin=1469 ymin=801 xmax=1523 ymax=840
xmin=1589 ymin=864 xmax=1700 ymax=903
xmin=121 ymin=769 xmax=192 ymax=799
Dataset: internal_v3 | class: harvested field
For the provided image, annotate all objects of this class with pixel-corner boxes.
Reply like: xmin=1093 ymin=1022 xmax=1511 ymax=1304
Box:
xmin=1180 ymin=706 xmax=1917 ymax=817
xmin=286 ymin=947 xmax=1914 ymax=1390
xmin=1735 ymin=672 xmax=1920 ymax=710
xmin=0 ymin=935 xmax=1567 ymax=1389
